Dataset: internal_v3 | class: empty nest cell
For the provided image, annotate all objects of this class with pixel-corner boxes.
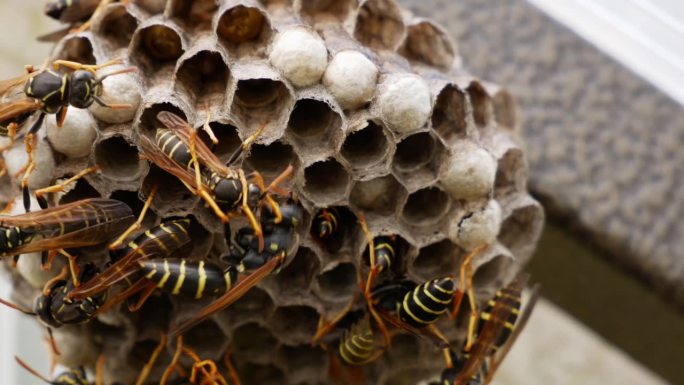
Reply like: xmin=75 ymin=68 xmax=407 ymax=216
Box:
xmin=93 ymin=135 xmax=147 ymax=182
xmin=231 ymin=323 xmax=279 ymax=364
xmin=432 ymin=84 xmax=468 ymax=144
xmin=302 ymin=158 xmax=350 ymax=203
xmin=287 ymin=98 xmax=342 ymax=157
xmin=467 ymin=81 xmax=493 ymax=129
xmin=269 ymin=305 xmax=320 ymax=346
xmin=383 ymin=333 xmax=420 ymax=365
xmin=494 ymin=147 xmax=526 ymax=197
xmin=200 ymin=121 xmax=241 ymax=161
xmin=275 ymin=344 xmax=327 ymax=384
xmin=298 ymin=0 xmax=356 ymax=23
xmin=130 ymin=24 xmax=184 ymax=73
xmin=109 ymin=189 xmax=157 ymax=230
xmin=55 ymin=37 xmax=96 ymax=64
xmin=411 ymin=239 xmax=461 ymax=281
xmin=217 ymin=5 xmax=272 ymax=55
xmin=315 ymin=262 xmax=357 ymax=302
xmin=271 ymin=247 xmax=320 ymax=298
xmin=472 ymin=253 xmax=512 ymax=290
xmin=175 ymin=51 xmax=230 ymax=104
xmin=57 ymin=178 xmax=101 ymax=204
xmin=141 ymin=165 xmax=197 ymax=214
xmin=137 ymin=102 xmax=187 ymax=136
xmin=168 ymin=0 xmax=218 ymax=28
xmin=94 ymin=5 xmax=138 ymax=49
xmin=182 ymin=319 xmax=229 ymax=359
xmin=392 ymin=131 xmax=446 ymax=190
xmin=340 ymin=121 xmax=389 ymax=169
xmin=401 ymin=187 xmax=450 ymax=227
xmin=400 ymin=21 xmax=456 ymax=70
xmin=498 ymin=199 xmax=544 ymax=260
xmin=231 ymin=78 xmax=292 ymax=130
xmin=350 ymin=174 xmax=406 ymax=217
xmin=493 ymin=89 xmax=517 ymax=129
xmin=354 ymin=0 xmax=406 ymax=50
xmin=244 ymin=141 xmax=296 ymax=179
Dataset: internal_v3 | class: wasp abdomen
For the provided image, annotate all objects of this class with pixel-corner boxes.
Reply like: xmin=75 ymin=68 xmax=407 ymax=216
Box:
xmin=399 ymin=277 xmax=454 ymax=328
xmin=338 ymin=318 xmax=376 ymax=366
xmin=0 ymin=226 xmax=32 ymax=255
xmin=140 ymin=259 xmax=237 ymax=299
xmin=156 ymin=129 xmax=193 ymax=169
xmin=477 ymin=286 xmax=522 ymax=352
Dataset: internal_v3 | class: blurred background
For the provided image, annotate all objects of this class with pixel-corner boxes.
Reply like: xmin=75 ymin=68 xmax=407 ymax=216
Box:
xmin=1 ymin=0 xmax=683 ymax=384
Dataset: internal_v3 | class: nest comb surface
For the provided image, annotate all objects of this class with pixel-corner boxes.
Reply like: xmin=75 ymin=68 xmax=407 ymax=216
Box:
xmin=2 ymin=0 xmax=544 ymax=384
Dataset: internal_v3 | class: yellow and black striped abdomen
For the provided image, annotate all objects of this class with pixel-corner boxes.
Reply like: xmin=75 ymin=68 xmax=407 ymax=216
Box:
xmin=139 ymin=259 xmax=237 ymax=299
xmin=156 ymin=129 xmax=194 ymax=170
xmin=338 ymin=318 xmax=376 ymax=366
xmin=121 ymin=219 xmax=190 ymax=259
xmin=399 ymin=277 xmax=454 ymax=328
xmin=372 ymin=235 xmax=396 ymax=272
xmin=53 ymin=368 xmax=88 ymax=385
xmin=312 ymin=208 xmax=339 ymax=239
xmin=477 ymin=286 xmax=522 ymax=352
xmin=0 ymin=226 xmax=32 ymax=256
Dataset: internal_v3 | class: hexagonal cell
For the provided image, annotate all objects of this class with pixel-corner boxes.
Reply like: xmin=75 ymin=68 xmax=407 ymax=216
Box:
xmin=302 ymin=159 xmax=350 ymax=204
xmin=287 ymin=98 xmax=342 ymax=158
xmin=350 ymin=174 xmax=406 ymax=217
xmin=236 ymin=362 xmax=286 ymax=385
xmin=298 ymin=0 xmax=356 ymax=24
xmin=216 ymin=5 xmax=273 ymax=57
xmin=392 ymin=132 xmax=446 ymax=190
xmin=168 ymin=0 xmax=218 ymax=28
xmin=382 ymin=367 xmax=439 ymax=385
xmin=231 ymin=323 xmax=278 ymax=363
xmin=309 ymin=205 xmax=358 ymax=253
xmin=94 ymin=5 xmax=138 ymax=49
xmin=183 ymin=319 xmax=227 ymax=359
xmin=340 ymin=121 xmax=389 ymax=170
xmin=493 ymin=89 xmax=517 ymax=129
xmin=401 ymin=187 xmax=450 ymax=227
xmin=432 ymin=84 xmax=468 ymax=144
xmin=130 ymin=23 xmax=184 ymax=74
xmin=128 ymin=338 xmax=170 ymax=374
xmin=57 ymin=178 xmax=101 ymax=204
xmin=400 ymin=21 xmax=456 ymax=70
xmin=109 ymin=190 xmax=157 ymax=231
xmin=354 ymin=0 xmax=405 ymax=50
xmin=244 ymin=141 xmax=296 ymax=180
xmin=411 ymin=239 xmax=461 ymax=281
xmin=231 ymin=78 xmax=292 ymax=132
xmin=134 ymin=293 xmax=174 ymax=336
xmin=269 ymin=305 xmax=320 ymax=345
xmin=275 ymin=344 xmax=326 ymax=384
xmin=467 ymin=81 xmax=493 ymax=129
xmin=175 ymin=51 xmax=230 ymax=105
xmin=472 ymin=253 xmax=513 ymax=290
xmin=93 ymin=135 xmax=147 ymax=182
xmin=271 ymin=247 xmax=320 ymax=298
xmin=137 ymin=102 xmax=187 ymax=137
xmin=198 ymin=121 xmax=241 ymax=162
xmin=142 ymin=165 xmax=197 ymax=215
xmin=383 ymin=333 xmax=420 ymax=365
xmin=498 ymin=197 xmax=544 ymax=261
xmin=216 ymin=286 xmax=275 ymax=327
xmin=494 ymin=147 xmax=526 ymax=197
xmin=315 ymin=262 xmax=357 ymax=302
xmin=55 ymin=37 xmax=96 ymax=64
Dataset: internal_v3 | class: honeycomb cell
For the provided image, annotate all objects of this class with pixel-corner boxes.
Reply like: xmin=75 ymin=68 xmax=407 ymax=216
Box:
xmin=57 ymin=178 xmax=101 ymax=204
xmin=230 ymin=77 xmax=293 ymax=135
xmin=360 ymin=233 xmax=410 ymax=277
xmin=269 ymin=305 xmax=320 ymax=345
xmin=354 ymin=0 xmax=405 ymax=50
xmin=383 ymin=333 xmax=420 ymax=365
xmin=495 ymin=147 xmax=526 ymax=198
xmin=108 ymin=190 xmax=157 ymax=231
xmin=411 ymin=239 xmax=460 ymax=281
xmin=467 ymin=81 xmax=493 ymax=129
xmin=271 ymin=247 xmax=320 ymax=298
xmin=315 ymin=262 xmax=357 ymax=302
xmin=275 ymin=344 xmax=326 ymax=384
xmin=499 ymin=196 xmax=544 ymax=262
xmin=472 ymin=251 xmax=513 ymax=290
xmin=94 ymin=5 xmax=138 ymax=50
xmin=340 ymin=121 xmax=389 ymax=170
xmin=245 ymin=141 xmax=296 ymax=180
xmin=137 ymin=102 xmax=187 ymax=136
xmin=215 ymin=286 xmax=275 ymax=328
xmin=493 ymin=88 xmax=517 ymax=129
xmin=432 ymin=84 xmax=468 ymax=145
xmin=217 ymin=5 xmax=272 ymax=57
xmin=302 ymin=158 xmax=350 ymax=204
xmin=55 ymin=37 xmax=96 ymax=64
xmin=175 ymin=50 xmax=230 ymax=105
xmin=381 ymin=367 xmax=439 ymax=385
xmin=168 ymin=0 xmax=218 ymax=28
xmin=183 ymin=319 xmax=228 ymax=359
xmin=128 ymin=338 xmax=170 ymax=376
xmin=93 ymin=135 xmax=147 ymax=182
xmin=200 ymin=121 xmax=242 ymax=161
xmin=130 ymin=23 xmax=184 ymax=73
xmin=297 ymin=0 xmax=356 ymax=23
xmin=133 ymin=0 xmax=167 ymax=14
xmin=141 ymin=165 xmax=197 ymax=215
xmin=310 ymin=205 xmax=359 ymax=253
xmin=287 ymin=98 xmax=343 ymax=159
xmin=237 ymin=362 xmax=286 ymax=385
xmin=400 ymin=21 xmax=456 ymax=70
xmin=231 ymin=323 xmax=278 ymax=364
xmin=392 ymin=132 xmax=446 ymax=191
xmin=350 ymin=174 xmax=406 ymax=217
xmin=401 ymin=187 xmax=450 ymax=227
xmin=134 ymin=293 xmax=174 ymax=337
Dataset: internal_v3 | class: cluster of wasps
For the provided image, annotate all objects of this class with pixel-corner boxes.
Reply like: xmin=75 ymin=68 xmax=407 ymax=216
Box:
xmin=0 ymin=1 xmax=539 ymax=385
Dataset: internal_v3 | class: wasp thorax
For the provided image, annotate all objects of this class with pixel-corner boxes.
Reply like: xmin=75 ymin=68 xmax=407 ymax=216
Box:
xmin=25 ymin=70 xmax=67 ymax=113
xmin=68 ymin=70 xmax=99 ymax=109
xmin=212 ymin=176 xmax=243 ymax=209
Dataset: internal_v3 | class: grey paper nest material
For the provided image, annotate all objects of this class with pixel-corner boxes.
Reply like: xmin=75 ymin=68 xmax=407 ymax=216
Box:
xmin=2 ymin=0 xmax=543 ymax=384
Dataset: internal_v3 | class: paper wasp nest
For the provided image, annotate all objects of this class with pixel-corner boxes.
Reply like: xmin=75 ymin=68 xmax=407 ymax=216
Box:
xmin=3 ymin=0 xmax=543 ymax=384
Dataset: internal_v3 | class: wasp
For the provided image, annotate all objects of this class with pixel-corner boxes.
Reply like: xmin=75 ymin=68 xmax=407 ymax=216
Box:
xmin=445 ymin=274 xmax=540 ymax=385
xmin=0 ymin=197 xmax=134 ymax=281
xmin=15 ymin=353 xmax=105 ymax=385
xmin=139 ymin=111 xmax=293 ymax=251
xmin=169 ymin=199 xmax=303 ymax=337
xmin=311 ymin=207 xmax=340 ymax=240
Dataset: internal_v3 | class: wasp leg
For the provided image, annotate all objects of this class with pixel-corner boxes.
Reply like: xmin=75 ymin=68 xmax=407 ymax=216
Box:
xmin=0 ymin=122 xmax=18 ymax=152
xmin=223 ymin=350 xmax=242 ymax=385
xmin=95 ymin=354 xmax=105 ymax=385
xmin=238 ymin=169 xmax=264 ymax=252
xmin=457 ymin=244 xmax=487 ymax=351
xmin=265 ymin=164 xmax=294 ymax=197
xmin=161 ymin=336 xmax=184 ymax=385
xmin=56 ymin=106 xmax=69 ymax=127
xmin=108 ymin=184 xmax=158 ymax=250
xmin=34 ymin=166 xmax=100 ymax=200
xmin=227 ymin=120 xmax=268 ymax=165
xmin=134 ymin=333 xmax=168 ymax=385
xmin=53 ymin=57 xmax=124 ymax=73
xmin=20 ymin=131 xmax=38 ymax=213
xmin=249 ymin=171 xmax=283 ymax=224
xmin=311 ymin=292 xmax=358 ymax=346
xmin=127 ymin=283 xmax=157 ymax=312
xmin=58 ymin=249 xmax=81 ymax=287
xmin=92 ymin=95 xmax=132 ymax=110
xmin=42 ymin=266 xmax=68 ymax=296
xmin=201 ymin=105 xmax=218 ymax=144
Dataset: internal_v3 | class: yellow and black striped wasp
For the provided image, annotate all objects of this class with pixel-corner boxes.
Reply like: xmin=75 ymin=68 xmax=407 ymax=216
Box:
xmin=15 ymin=354 xmax=104 ymax=385
xmin=436 ymin=274 xmax=539 ymax=385
xmin=139 ymin=111 xmax=293 ymax=251
xmin=169 ymin=199 xmax=304 ymax=337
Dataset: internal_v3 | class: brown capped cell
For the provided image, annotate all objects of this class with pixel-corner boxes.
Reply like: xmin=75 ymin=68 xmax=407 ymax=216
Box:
xmin=130 ymin=21 xmax=185 ymax=75
xmin=167 ymin=0 xmax=218 ymax=29
xmin=400 ymin=19 xmax=457 ymax=71
xmin=216 ymin=3 xmax=273 ymax=58
xmin=354 ymin=0 xmax=406 ymax=51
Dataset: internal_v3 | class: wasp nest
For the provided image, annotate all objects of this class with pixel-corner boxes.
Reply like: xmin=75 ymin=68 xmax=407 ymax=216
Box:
xmin=2 ymin=0 xmax=543 ymax=384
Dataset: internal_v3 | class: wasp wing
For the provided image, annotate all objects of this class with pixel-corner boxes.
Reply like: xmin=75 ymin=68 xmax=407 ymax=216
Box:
xmin=0 ymin=98 xmax=40 ymax=124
